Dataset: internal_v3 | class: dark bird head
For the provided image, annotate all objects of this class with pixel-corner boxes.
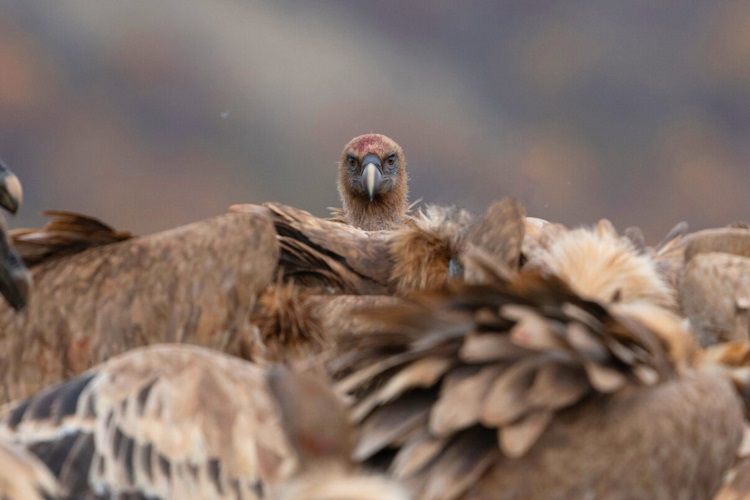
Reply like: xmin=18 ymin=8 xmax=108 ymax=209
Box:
xmin=0 ymin=217 xmax=31 ymax=310
xmin=338 ymin=134 xmax=409 ymax=231
xmin=0 ymin=159 xmax=22 ymax=215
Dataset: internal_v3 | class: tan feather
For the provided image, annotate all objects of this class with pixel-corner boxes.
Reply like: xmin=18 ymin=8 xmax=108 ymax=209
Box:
xmin=459 ymin=333 xmax=534 ymax=363
xmin=390 ymin=431 xmax=447 ymax=478
xmin=498 ymin=410 xmax=554 ymax=458
xmin=429 ymin=365 xmax=502 ymax=436
xmin=353 ymin=392 xmax=433 ymax=461
xmin=524 ymin=222 xmax=675 ymax=309
xmin=0 ymin=439 xmax=61 ymax=500
xmin=479 ymin=358 xmax=541 ymax=426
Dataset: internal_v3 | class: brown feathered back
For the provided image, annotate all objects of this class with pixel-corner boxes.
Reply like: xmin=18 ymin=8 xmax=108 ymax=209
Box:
xmin=0 ymin=211 xmax=278 ymax=403
xmin=329 ymin=268 xmax=742 ymax=499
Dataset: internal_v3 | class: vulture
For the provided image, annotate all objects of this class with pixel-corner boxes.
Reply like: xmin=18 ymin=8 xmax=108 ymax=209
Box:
xmin=328 ymin=259 xmax=745 ymax=499
xmin=237 ymin=198 xmax=527 ymax=360
xmin=677 ymin=227 xmax=750 ymax=346
xmin=335 ymin=134 xmax=410 ymax=231
xmin=0 ymin=438 xmax=61 ymax=500
xmin=0 ymin=159 xmax=23 ymax=215
xmin=0 ymin=208 xmax=279 ymax=403
xmin=0 ymin=344 xmax=408 ymax=500
xmin=240 ymin=198 xmax=525 ymax=297
xmin=0 ymin=160 xmax=32 ymax=311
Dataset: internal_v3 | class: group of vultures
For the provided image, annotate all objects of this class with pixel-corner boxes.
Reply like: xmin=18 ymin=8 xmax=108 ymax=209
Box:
xmin=0 ymin=134 xmax=748 ymax=499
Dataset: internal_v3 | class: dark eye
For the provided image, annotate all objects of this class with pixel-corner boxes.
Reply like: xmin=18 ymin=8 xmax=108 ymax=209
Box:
xmin=386 ymin=155 xmax=396 ymax=166
xmin=347 ymin=156 xmax=357 ymax=168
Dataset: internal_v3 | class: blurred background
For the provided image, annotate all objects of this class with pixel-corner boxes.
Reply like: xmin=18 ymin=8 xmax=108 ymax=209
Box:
xmin=0 ymin=1 xmax=748 ymax=240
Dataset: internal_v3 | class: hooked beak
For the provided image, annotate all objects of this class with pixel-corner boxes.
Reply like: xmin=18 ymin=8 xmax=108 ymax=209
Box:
xmin=0 ymin=246 xmax=31 ymax=310
xmin=0 ymin=164 xmax=22 ymax=214
xmin=363 ymin=162 xmax=382 ymax=202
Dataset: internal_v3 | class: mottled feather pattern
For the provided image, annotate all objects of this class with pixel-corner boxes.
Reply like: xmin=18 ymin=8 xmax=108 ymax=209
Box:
xmin=0 ymin=345 xmax=409 ymax=500
xmin=1 ymin=345 xmax=290 ymax=499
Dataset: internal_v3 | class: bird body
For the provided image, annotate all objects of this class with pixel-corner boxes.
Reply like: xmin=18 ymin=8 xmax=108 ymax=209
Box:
xmin=0 ymin=210 xmax=278 ymax=403
xmin=0 ymin=344 xmax=408 ymax=500
xmin=329 ymin=269 xmax=743 ymax=499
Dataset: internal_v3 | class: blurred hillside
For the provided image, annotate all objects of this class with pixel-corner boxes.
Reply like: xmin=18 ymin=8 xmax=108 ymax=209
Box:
xmin=0 ymin=1 xmax=748 ymax=240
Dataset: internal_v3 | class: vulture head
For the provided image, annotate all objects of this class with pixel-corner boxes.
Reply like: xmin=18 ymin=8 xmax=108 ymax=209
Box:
xmin=337 ymin=134 xmax=409 ymax=231
xmin=0 ymin=159 xmax=22 ymax=214
xmin=0 ymin=160 xmax=30 ymax=310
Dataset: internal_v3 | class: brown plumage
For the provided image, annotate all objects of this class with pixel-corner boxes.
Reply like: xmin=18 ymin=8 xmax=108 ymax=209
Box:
xmin=678 ymin=228 xmax=750 ymax=346
xmin=329 ymin=261 xmax=743 ymax=499
xmin=0 ymin=344 xmax=408 ymax=500
xmin=389 ymin=204 xmax=475 ymax=294
xmin=336 ymin=134 xmax=409 ymax=231
xmin=10 ymin=211 xmax=134 ymax=267
xmin=249 ymin=281 xmax=404 ymax=363
xmin=247 ymin=202 xmax=393 ymax=294
xmin=0 ymin=438 xmax=61 ymax=500
xmin=246 ymin=199 xmax=529 ymax=298
xmin=460 ymin=198 xmax=526 ymax=285
xmin=238 ymin=202 xmax=454 ymax=296
xmin=0 ymin=210 xmax=278 ymax=403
